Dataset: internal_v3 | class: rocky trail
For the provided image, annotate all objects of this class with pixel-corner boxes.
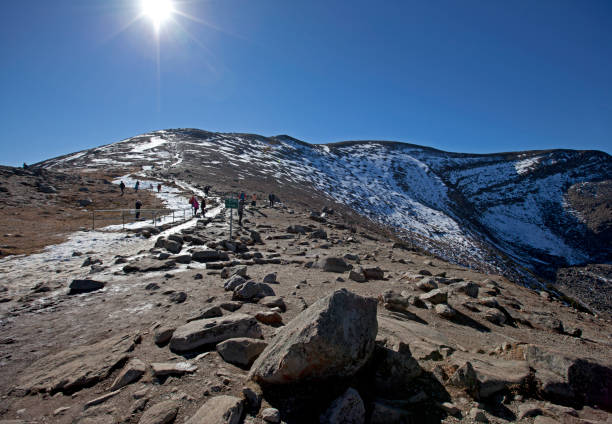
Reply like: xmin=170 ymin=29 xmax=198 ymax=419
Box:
xmin=1 ymin=175 xmax=612 ymax=424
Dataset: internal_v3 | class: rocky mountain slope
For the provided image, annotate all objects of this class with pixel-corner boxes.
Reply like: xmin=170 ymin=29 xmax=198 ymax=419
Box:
xmin=1 ymin=191 xmax=611 ymax=424
xmin=38 ymin=129 xmax=612 ymax=288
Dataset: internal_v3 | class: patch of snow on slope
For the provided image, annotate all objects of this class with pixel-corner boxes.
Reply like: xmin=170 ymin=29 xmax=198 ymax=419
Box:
xmin=515 ymin=156 xmax=541 ymax=175
xmin=131 ymin=136 xmax=166 ymax=153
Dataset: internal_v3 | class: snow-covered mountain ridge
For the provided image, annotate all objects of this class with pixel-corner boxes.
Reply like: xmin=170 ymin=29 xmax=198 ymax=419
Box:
xmin=39 ymin=129 xmax=612 ymax=286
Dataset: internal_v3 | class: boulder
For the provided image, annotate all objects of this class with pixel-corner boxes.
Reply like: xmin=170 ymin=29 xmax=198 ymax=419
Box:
xmin=68 ymin=279 xmax=105 ymax=295
xmin=170 ymin=313 xmax=263 ymax=352
xmin=221 ymin=265 xmax=248 ymax=279
xmin=263 ymin=273 xmax=277 ymax=284
xmin=349 ymin=267 xmax=367 ymax=283
xmin=232 ymin=281 xmax=275 ymax=301
xmin=110 ymin=358 xmax=146 ymax=390
xmin=419 ymin=289 xmax=447 ymax=305
xmin=15 ymin=333 xmax=137 ymax=395
xmin=320 ymin=387 xmax=365 ymax=424
xmin=249 ymin=289 xmax=377 ymax=385
xmin=309 ymin=229 xmax=328 ymax=239
xmin=185 ymin=395 xmax=243 ymax=424
xmin=434 ymin=304 xmax=456 ymax=319
xmin=187 ymin=305 xmax=223 ymax=322
xmin=192 ymin=250 xmax=229 ymax=263
xmin=448 ymin=361 xmax=478 ymax=397
xmin=416 ymin=278 xmax=438 ymax=292
xmin=363 ymin=267 xmax=384 ymax=280
xmin=259 ymin=296 xmax=286 ymax=312
xmin=483 ymin=308 xmax=505 ymax=325
xmin=314 ymin=257 xmax=351 ymax=273
xmin=261 ymin=408 xmax=281 ymax=423
xmin=154 ymin=327 xmax=176 ymax=346
xmin=216 ymin=338 xmax=268 ymax=367
xmin=448 ymin=281 xmax=479 ymax=298
xmin=255 ymin=311 xmax=283 ymax=326
xmin=123 ymin=259 xmax=176 ymax=273
xmin=163 ymin=239 xmax=182 ymax=254
xmin=138 ymin=400 xmax=179 ymax=424
xmin=224 ymin=275 xmax=247 ymax=291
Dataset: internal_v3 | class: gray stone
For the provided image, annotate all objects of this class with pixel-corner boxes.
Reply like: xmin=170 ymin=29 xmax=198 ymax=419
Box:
xmin=416 ymin=278 xmax=438 ymax=292
xmin=434 ymin=304 xmax=456 ymax=319
xmin=163 ymin=239 xmax=182 ymax=254
xmin=349 ymin=267 xmax=367 ymax=283
xmin=249 ymin=289 xmax=377 ymax=385
xmin=449 ymin=281 xmax=479 ymax=298
xmin=216 ymin=338 xmax=268 ymax=367
xmin=184 ymin=395 xmax=243 ymax=424
xmin=483 ymin=308 xmax=505 ymax=325
xmin=68 ymin=279 xmax=105 ymax=295
xmin=259 ymin=296 xmax=286 ymax=312
xmin=320 ymin=387 xmax=365 ymax=424
xmin=187 ymin=305 xmax=223 ymax=322
xmin=255 ymin=311 xmax=283 ymax=326
xmin=232 ymin=281 xmax=275 ymax=301
xmin=170 ymin=313 xmax=263 ymax=352
xmin=151 ymin=362 xmax=197 ymax=377
xmin=154 ymin=327 xmax=176 ymax=346
xmin=138 ymin=400 xmax=179 ymax=424
xmin=448 ymin=361 xmax=478 ymax=397
xmin=224 ymin=275 xmax=247 ymax=291
xmin=315 ymin=257 xmax=351 ymax=273
xmin=110 ymin=359 xmax=146 ymax=390
xmin=363 ymin=267 xmax=384 ymax=280
xmin=261 ymin=408 xmax=281 ymax=423
xmin=419 ymin=289 xmax=447 ymax=304
xmin=263 ymin=273 xmax=277 ymax=284
xmin=192 ymin=249 xmax=229 ymax=262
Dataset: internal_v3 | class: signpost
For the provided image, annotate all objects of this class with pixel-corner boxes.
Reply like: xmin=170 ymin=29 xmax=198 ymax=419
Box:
xmin=224 ymin=198 xmax=239 ymax=238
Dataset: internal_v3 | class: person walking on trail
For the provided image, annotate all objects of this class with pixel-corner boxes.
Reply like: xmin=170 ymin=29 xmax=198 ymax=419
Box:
xmin=239 ymin=192 xmax=246 ymax=202
xmin=192 ymin=198 xmax=199 ymax=217
xmin=134 ymin=181 xmax=140 ymax=192
xmin=251 ymin=193 xmax=257 ymax=207
xmin=200 ymin=197 xmax=206 ymax=217
xmin=119 ymin=181 xmax=126 ymax=196
xmin=238 ymin=199 xmax=245 ymax=226
xmin=189 ymin=195 xmax=196 ymax=217
xmin=157 ymin=183 xmax=162 ymax=193
xmin=135 ymin=200 xmax=142 ymax=219
xmin=268 ymin=193 xmax=275 ymax=207
xmin=204 ymin=185 xmax=211 ymax=196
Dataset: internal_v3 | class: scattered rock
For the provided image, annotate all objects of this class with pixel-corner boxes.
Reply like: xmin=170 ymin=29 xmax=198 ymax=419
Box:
xmin=167 ymin=291 xmax=187 ymax=303
xmin=261 ymin=407 xmax=281 ymax=423
xmin=349 ymin=267 xmax=367 ymax=283
xmin=170 ymin=313 xmax=263 ymax=352
xmin=434 ymin=303 xmax=456 ymax=319
xmin=449 ymin=281 xmax=479 ymax=298
xmin=255 ymin=311 xmax=283 ymax=326
xmin=154 ymin=327 xmax=176 ymax=346
xmin=138 ymin=400 xmax=179 ymax=424
xmin=314 ymin=257 xmax=352 ymax=273
xmin=151 ymin=362 xmax=197 ymax=377
xmin=483 ymin=308 xmax=505 ymax=325
xmin=468 ymin=407 xmax=488 ymax=422
xmin=263 ymin=273 xmax=277 ymax=284
xmin=363 ymin=267 xmax=384 ymax=280
xmin=184 ymin=395 xmax=243 ymax=424
xmin=224 ymin=275 xmax=247 ymax=291
xmin=419 ymin=289 xmax=447 ymax=304
xmin=192 ymin=250 xmax=230 ymax=263
xmin=68 ymin=279 xmax=105 ymax=295
xmin=232 ymin=281 xmax=275 ymax=301
xmin=110 ymin=359 xmax=146 ymax=390
xmin=416 ymin=277 xmax=438 ymax=292
xmin=217 ymin=338 xmax=268 ymax=367
xmin=259 ymin=296 xmax=286 ymax=312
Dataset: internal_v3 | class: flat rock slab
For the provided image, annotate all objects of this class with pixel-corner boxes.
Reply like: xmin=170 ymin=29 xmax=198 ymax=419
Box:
xmin=138 ymin=400 xmax=179 ymax=424
xmin=15 ymin=333 xmax=137 ymax=395
xmin=217 ymin=337 xmax=268 ymax=367
xmin=249 ymin=289 xmax=377 ymax=385
xmin=170 ymin=313 xmax=263 ymax=352
xmin=123 ymin=260 xmax=176 ymax=273
xmin=151 ymin=362 xmax=197 ymax=377
xmin=185 ymin=395 xmax=243 ymax=424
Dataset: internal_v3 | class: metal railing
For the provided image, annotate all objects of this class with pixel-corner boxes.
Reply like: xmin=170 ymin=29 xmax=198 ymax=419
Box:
xmin=91 ymin=208 xmax=194 ymax=230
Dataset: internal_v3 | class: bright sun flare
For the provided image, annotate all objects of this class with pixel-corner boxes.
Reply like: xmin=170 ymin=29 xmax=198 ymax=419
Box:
xmin=141 ymin=0 xmax=174 ymax=29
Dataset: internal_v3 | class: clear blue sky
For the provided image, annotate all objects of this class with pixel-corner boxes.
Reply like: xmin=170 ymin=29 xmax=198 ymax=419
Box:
xmin=1 ymin=0 xmax=611 ymax=166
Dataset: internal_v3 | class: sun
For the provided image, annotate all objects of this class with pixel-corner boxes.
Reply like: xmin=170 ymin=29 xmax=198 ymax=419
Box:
xmin=141 ymin=0 xmax=174 ymax=30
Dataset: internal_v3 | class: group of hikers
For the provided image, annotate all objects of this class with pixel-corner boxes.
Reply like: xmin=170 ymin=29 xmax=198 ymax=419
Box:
xmin=119 ymin=180 xmax=163 ymax=196
xmin=189 ymin=195 xmax=206 ymax=218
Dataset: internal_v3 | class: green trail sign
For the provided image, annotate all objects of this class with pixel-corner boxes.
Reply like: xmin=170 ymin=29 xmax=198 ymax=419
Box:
xmin=225 ymin=198 xmax=239 ymax=209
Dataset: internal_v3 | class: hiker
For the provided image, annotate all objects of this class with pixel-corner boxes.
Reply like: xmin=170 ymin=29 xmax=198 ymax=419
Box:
xmin=135 ymin=200 xmax=142 ymax=219
xmin=134 ymin=181 xmax=140 ymax=192
xmin=238 ymin=199 xmax=245 ymax=226
xmin=189 ymin=195 xmax=196 ymax=216
xmin=157 ymin=183 xmax=162 ymax=193
xmin=192 ymin=197 xmax=199 ymax=217
xmin=119 ymin=181 xmax=126 ymax=196
xmin=200 ymin=197 xmax=206 ymax=217
xmin=204 ymin=185 xmax=211 ymax=196
xmin=251 ymin=193 xmax=257 ymax=207
xmin=239 ymin=192 xmax=246 ymax=202
xmin=268 ymin=193 xmax=275 ymax=207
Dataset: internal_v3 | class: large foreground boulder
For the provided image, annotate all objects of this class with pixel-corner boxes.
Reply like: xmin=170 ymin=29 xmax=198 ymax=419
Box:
xmin=170 ymin=314 xmax=263 ymax=352
xmin=249 ymin=289 xmax=377 ymax=385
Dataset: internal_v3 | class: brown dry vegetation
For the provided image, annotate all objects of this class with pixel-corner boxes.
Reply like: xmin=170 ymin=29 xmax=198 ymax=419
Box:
xmin=0 ymin=167 xmax=166 ymax=258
